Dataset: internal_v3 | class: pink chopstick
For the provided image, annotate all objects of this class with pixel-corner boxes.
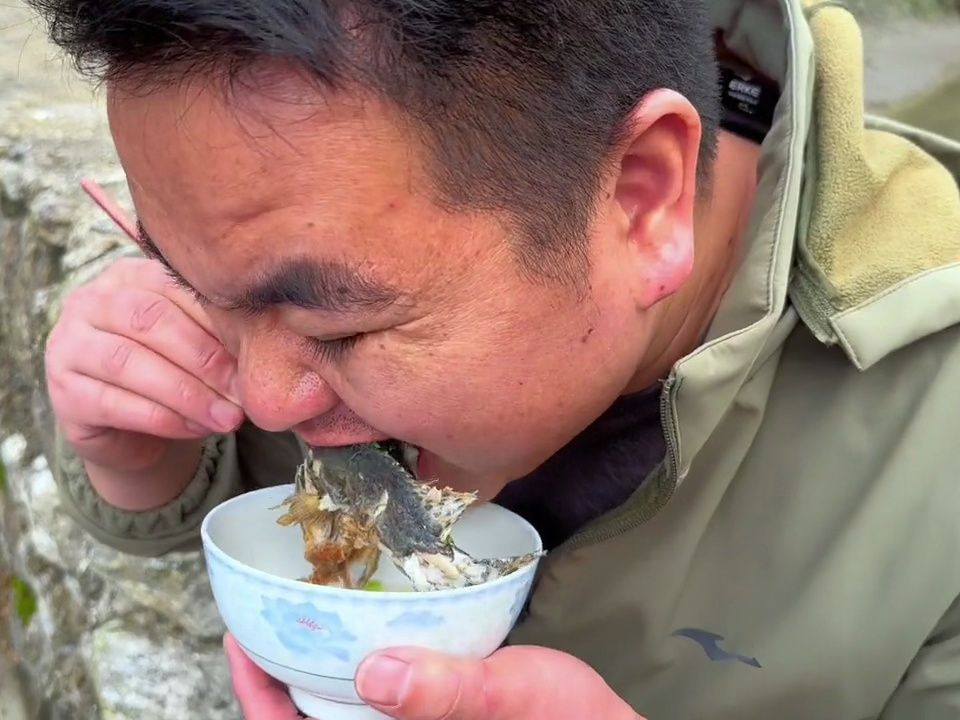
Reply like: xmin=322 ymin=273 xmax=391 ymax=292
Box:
xmin=80 ymin=178 xmax=139 ymax=242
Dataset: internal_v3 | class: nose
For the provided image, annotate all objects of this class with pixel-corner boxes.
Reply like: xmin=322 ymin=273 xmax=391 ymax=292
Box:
xmin=235 ymin=336 xmax=338 ymax=432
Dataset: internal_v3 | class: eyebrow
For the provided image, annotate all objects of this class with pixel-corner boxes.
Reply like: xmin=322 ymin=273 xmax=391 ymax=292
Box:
xmin=136 ymin=222 xmax=400 ymax=315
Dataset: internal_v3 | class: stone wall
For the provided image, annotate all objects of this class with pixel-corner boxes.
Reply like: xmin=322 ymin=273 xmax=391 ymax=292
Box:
xmin=0 ymin=4 xmax=240 ymax=717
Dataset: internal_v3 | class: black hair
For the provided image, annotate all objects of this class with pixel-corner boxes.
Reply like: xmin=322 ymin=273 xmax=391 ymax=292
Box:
xmin=29 ymin=0 xmax=720 ymax=284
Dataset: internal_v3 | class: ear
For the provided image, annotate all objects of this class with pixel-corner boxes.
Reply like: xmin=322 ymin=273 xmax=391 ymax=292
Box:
xmin=614 ymin=89 xmax=703 ymax=310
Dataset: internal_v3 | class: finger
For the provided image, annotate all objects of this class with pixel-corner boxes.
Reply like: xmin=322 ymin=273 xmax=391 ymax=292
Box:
xmin=157 ymin=273 xmax=223 ymax=342
xmin=355 ymin=646 xmax=642 ymax=720
xmin=66 ymin=327 xmax=243 ymax=433
xmin=55 ymin=372 xmax=215 ymax=444
xmin=57 ymin=420 xmax=198 ymax=473
xmin=62 ymin=327 xmax=241 ymax=434
xmin=96 ymin=257 xmax=222 ymax=339
xmin=224 ymin=634 xmax=306 ymax=720
xmin=88 ymin=286 xmax=238 ymax=404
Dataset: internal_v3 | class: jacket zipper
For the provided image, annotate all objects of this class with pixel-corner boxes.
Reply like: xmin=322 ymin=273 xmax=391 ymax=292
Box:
xmin=553 ymin=372 xmax=683 ymax=554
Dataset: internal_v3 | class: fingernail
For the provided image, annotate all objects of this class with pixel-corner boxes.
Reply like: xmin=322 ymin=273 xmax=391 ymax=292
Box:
xmin=210 ymin=399 xmax=241 ymax=431
xmin=357 ymin=655 xmax=410 ymax=708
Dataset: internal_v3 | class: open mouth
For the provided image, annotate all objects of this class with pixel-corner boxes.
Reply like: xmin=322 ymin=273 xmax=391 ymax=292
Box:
xmin=303 ymin=438 xmax=424 ymax=480
xmin=373 ymin=439 xmax=421 ymax=478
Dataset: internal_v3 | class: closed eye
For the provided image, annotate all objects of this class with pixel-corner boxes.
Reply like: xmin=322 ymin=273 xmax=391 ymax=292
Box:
xmin=303 ymin=333 xmax=364 ymax=363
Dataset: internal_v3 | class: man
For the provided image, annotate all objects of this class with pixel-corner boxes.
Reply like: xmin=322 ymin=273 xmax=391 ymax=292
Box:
xmin=34 ymin=0 xmax=960 ymax=717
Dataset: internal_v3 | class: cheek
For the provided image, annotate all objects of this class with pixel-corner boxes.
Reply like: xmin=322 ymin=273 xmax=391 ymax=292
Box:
xmin=338 ymin=300 xmax=637 ymax=475
xmin=339 ymin=342 xmax=485 ymax=438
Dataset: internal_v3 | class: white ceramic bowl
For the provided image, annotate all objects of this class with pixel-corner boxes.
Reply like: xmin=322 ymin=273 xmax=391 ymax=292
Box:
xmin=200 ymin=483 xmax=543 ymax=720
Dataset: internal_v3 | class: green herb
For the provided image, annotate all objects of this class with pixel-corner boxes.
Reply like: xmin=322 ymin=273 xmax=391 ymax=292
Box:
xmin=11 ymin=576 xmax=37 ymax=627
xmin=362 ymin=580 xmax=385 ymax=592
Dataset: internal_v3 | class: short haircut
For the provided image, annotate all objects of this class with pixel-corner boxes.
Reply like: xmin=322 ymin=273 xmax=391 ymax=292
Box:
xmin=30 ymin=0 xmax=721 ymax=282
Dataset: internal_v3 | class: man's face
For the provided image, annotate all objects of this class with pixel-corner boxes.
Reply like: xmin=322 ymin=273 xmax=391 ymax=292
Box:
xmin=106 ymin=75 xmax=669 ymax=498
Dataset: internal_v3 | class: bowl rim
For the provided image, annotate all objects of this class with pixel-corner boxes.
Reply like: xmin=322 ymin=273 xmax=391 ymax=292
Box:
xmin=200 ymin=483 xmax=544 ymax=600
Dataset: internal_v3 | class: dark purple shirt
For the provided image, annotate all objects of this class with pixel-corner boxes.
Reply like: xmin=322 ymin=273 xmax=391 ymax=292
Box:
xmin=494 ymin=386 xmax=666 ymax=550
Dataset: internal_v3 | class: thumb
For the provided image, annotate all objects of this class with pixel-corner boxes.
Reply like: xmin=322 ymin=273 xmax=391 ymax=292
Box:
xmin=355 ymin=645 xmax=643 ymax=720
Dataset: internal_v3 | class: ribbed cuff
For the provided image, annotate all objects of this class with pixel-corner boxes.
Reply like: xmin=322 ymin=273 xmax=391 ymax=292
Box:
xmin=60 ymin=434 xmax=225 ymax=538
xmin=53 ymin=431 xmax=242 ymax=556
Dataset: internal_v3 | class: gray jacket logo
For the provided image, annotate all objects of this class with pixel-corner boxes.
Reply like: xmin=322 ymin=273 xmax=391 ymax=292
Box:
xmin=672 ymin=628 xmax=762 ymax=668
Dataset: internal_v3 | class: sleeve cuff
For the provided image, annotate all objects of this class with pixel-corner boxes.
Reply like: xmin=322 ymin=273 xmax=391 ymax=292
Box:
xmin=54 ymin=431 xmax=243 ymax=557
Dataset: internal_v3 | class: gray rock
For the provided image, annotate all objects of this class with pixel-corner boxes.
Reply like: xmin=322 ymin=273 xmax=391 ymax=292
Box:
xmin=83 ymin=616 xmax=238 ymax=720
xmin=1 ymin=438 xmax=240 ymax=720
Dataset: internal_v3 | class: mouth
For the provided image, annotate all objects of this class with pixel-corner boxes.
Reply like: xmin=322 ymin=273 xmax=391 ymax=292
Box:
xmin=304 ymin=437 xmax=424 ymax=480
xmin=373 ymin=439 xmax=421 ymax=478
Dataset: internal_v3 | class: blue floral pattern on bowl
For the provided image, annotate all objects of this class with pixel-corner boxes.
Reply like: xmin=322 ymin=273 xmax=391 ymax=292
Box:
xmin=260 ymin=597 xmax=357 ymax=661
xmin=386 ymin=610 xmax=446 ymax=629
